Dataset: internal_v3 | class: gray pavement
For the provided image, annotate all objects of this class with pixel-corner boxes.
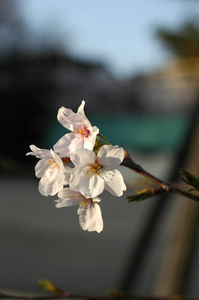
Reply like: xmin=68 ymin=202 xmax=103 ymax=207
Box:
xmin=0 ymin=175 xmax=156 ymax=296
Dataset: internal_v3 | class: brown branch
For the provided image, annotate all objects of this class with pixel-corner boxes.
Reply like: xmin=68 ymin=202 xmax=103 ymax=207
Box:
xmin=122 ymin=154 xmax=199 ymax=202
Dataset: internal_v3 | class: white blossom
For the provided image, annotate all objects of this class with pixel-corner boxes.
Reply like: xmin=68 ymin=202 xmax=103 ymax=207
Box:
xmin=54 ymin=100 xmax=99 ymax=157
xmin=26 ymin=145 xmax=71 ymax=196
xmin=69 ymin=145 xmax=127 ymax=198
xmin=55 ymin=188 xmax=103 ymax=233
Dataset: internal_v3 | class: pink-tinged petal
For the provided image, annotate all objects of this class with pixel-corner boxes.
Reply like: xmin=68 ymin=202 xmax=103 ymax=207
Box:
xmin=57 ymin=107 xmax=77 ymax=131
xmin=91 ymin=125 xmax=99 ymax=137
xmin=76 ymin=100 xmax=92 ymax=128
xmin=103 ymin=169 xmax=127 ymax=197
xmin=70 ymin=148 xmax=96 ymax=166
xmin=55 ymin=188 xmax=83 ymax=208
xmin=58 ymin=188 xmax=82 ymax=199
xmin=97 ymin=145 xmax=124 ymax=169
xmin=39 ymin=169 xmax=65 ymax=196
xmin=64 ymin=166 xmax=72 ymax=184
xmin=26 ymin=145 xmax=51 ymax=158
xmin=54 ymin=133 xmax=92 ymax=157
xmin=68 ymin=136 xmax=85 ymax=153
xmin=56 ymin=197 xmax=82 ymax=208
xmin=77 ymin=100 xmax=85 ymax=115
xmin=58 ymin=106 xmax=90 ymax=131
xmin=35 ymin=158 xmax=48 ymax=178
xmin=73 ymin=114 xmax=91 ymax=129
xmin=53 ymin=133 xmax=75 ymax=157
xmin=83 ymin=137 xmax=95 ymax=151
xmin=83 ymin=129 xmax=98 ymax=150
xmin=69 ymin=166 xmax=104 ymax=198
xmin=50 ymin=149 xmax=65 ymax=171
xmin=81 ymin=125 xmax=99 ymax=151
xmin=78 ymin=201 xmax=103 ymax=233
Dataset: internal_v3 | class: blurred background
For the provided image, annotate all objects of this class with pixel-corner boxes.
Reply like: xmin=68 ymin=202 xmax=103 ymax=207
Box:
xmin=0 ymin=0 xmax=199 ymax=298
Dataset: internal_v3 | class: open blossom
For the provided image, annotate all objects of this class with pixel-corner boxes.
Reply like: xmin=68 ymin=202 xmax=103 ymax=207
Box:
xmin=54 ymin=100 xmax=99 ymax=158
xmin=69 ymin=145 xmax=127 ymax=198
xmin=26 ymin=145 xmax=71 ymax=196
xmin=55 ymin=188 xmax=103 ymax=233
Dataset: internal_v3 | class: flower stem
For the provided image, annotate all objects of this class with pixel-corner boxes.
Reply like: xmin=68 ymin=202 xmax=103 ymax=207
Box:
xmin=122 ymin=155 xmax=199 ymax=202
xmin=97 ymin=133 xmax=111 ymax=145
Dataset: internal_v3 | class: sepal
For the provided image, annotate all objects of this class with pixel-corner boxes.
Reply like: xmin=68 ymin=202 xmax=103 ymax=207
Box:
xmin=179 ymin=168 xmax=199 ymax=192
xmin=127 ymin=187 xmax=165 ymax=202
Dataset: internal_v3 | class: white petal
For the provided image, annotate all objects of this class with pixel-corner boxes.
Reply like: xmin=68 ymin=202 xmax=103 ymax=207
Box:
xmin=83 ymin=126 xmax=99 ymax=150
xmin=68 ymin=136 xmax=85 ymax=153
xmin=91 ymin=125 xmax=99 ymax=136
xmin=92 ymin=197 xmax=102 ymax=203
xmin=55 ymin=198 xmax=81 ymax=208
xmin=87 ymin=175 xmax=104 ymax=198
xmin=35 ymin=158 xmax=48 ymax=178
xmin=97 ymin=145 xmax=124 ymax=169
xmin=26 ymin=145 xmax=51 ymax=158
xmin=83 ymin=137 xmax=96 ymax=151
xmin=53 ymin=133 xmax=75 ymax=157
xmin=57 ymin=107 xmax=77 ymax=131
xmin=69 ymin=165 xmax=90 ymax=193
xmin=64 ymin=166 xmax=72 ymax=184
xmin=54 ymin=133 xmax=94 ymax=158
xmin=57 ymin=106 xmax=89 ymax=131
xmin=58 ymin=187 xmax=83 ymax=199
xmin=76 ymin=101 xmax=92 ymax=128
xmin=70 ymin=148 xmax=96 ymax=166
xmin=69 ymin=166 xmax=104 ymax=198
xmin=103 ymin=169 xmax=127 ymax=197
xmin=55 ymin=188 xmax=83 ymax=208
xmin=39 ymin=169 xmax=65 ymax=196
xmin=78 ymin=201 xmax=103 ymax=233
xmin=50 ymin=149 xmax=65 ymax=171
xmin=77 ymin=100 xmax=85 ymax=115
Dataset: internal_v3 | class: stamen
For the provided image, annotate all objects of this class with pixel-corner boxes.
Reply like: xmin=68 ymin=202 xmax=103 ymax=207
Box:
xmin=73 ymin=127 xmax=90 ymax=138
xmin=79 ymin=199 xmax=91 ymax=210
xmin=46 ymin=159 xmax=58 ymax=173
xmin=86 ymin=162 xmax=102 ymax=177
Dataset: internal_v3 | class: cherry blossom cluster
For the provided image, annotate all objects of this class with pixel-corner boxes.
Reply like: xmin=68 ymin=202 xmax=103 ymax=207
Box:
xmin=27 ymin=101 xmax=126 ymax=233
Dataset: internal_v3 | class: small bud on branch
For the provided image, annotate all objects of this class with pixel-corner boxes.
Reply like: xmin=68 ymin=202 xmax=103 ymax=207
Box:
xmin=122 ymin=154 xmax=199 ymax=203
xmin=127 ymin=187 xmax=166 ymax=202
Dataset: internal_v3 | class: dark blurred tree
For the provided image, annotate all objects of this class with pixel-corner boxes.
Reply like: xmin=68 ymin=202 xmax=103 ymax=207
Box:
xmin=156 ymin=22 xmax=199 ymax=57
xmin=0 ymin=1 xmax=57 ymax=169
xmin=0 ymin=0 xmax=31 ymax=56
xmin=0 ymin=0 xmax=69 ymax=57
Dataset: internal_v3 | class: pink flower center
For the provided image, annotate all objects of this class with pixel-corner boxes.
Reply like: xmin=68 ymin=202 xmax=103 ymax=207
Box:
xmin=76 ymin=127 xmax=90 ymax=138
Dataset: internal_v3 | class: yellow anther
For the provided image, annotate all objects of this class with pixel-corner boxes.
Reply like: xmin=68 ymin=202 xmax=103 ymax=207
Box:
xmin=79 ymin=199 xmax=90 ymax=210
xmin=73 ymin=127 xmax=90 ymax=138
xmin=86 ymin=162 xmax=102 ymax=177
xmin=46 ymin=159 xmax=58 ymax=171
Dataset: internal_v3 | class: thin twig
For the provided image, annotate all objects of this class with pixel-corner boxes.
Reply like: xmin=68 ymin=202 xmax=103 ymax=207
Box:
xmin=122 ymin=155 xmax=199 ymax=202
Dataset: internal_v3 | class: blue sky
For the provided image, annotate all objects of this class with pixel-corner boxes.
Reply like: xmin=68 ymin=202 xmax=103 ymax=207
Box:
xmin=21 ymin=0 xmax=199 ymax=78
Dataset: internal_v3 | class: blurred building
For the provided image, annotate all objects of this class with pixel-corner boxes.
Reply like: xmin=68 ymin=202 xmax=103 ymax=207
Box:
xmin=1 ymin=53 xmax=199 ymax=169
xmin=122 ymin=57 xmax=199 ymax=114
xmin=0 ymin=53 xmax=122 ymax=167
